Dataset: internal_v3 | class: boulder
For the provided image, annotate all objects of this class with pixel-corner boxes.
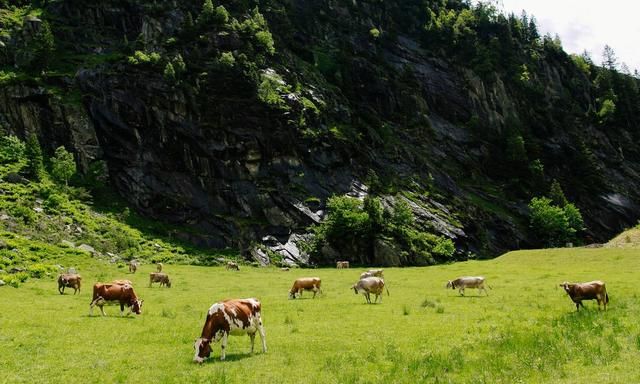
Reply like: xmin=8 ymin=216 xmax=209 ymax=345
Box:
xmin=250 ymin=247 xmax=269 ymax=266
xmin=0 ymin=280 xmax=5 ymax=286
xmin=372 ymin=238 xmax=402 ymax=266
xmin=77 ymin=244 xmax=97 ymax=255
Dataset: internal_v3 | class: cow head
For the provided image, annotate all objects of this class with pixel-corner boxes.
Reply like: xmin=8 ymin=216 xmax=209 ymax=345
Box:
xmin=288 ymin=291 xmax=296 ymax=300
xmin=352 ymin=284 xmax=359 ymax=295
xmin=166 ymin=279 xmax=172 ymax=288
xmin=132 ymin=299 xmax=144 ymax=315
xmin=446 ymin=281 xmax=454 ymax=289
xmin=560 ymin=282 xmax=573 ymax=294
xmin=193 ymin=338 xmax=212 ymax=363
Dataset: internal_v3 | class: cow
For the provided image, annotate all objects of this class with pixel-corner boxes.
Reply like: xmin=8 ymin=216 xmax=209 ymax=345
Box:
xmin=360 ymin=269 xmax=384 ymax=279
xmin=446 ymin=276 xmax=490 ymax=296
xmin=128 ymin=260 xmax=138 ymax=274
xmin=560 ymin=281 xmax=609 ymax=311
xmin=226 ymin=261 xmax=240 ymax=271
xmin=156 ymin=262 xmax=163 ymax=272
xmin=149 ymin=272 xmax=172 ymax=288
xmin=193 ymin=298 xmax=266 ymax=363
xmin=352 ymin=277 xmax=389 ymax=304
xmin=57 ymin=273 xmax=81 ymax=295
xmin=336 ymin=261 xmax=350 ymax=269
xmin=289 ymin=277 xmax=322 ymax=299
xmin=89 ymin=283 xmax=143 ymax=316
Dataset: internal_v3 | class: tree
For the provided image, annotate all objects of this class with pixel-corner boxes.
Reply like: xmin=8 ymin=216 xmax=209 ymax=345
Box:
xmin=548 ymin=179 xmax=568 ymax=207
xmin=602 ymin=44 xmax=618 ymax=71
xmin=163 ymin=62 xmax=176 ymax=82
xmin=529 ymin=197 xmax=572 ymax=247
xmin=51 ymin=146 xmax=76 ymax=186
xmin=25 ymin=134 xmax=44 ymax=180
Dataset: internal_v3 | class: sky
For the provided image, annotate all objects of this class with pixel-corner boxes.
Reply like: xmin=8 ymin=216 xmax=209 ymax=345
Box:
xmin=481 ymin=0 xmax=640 ymax=72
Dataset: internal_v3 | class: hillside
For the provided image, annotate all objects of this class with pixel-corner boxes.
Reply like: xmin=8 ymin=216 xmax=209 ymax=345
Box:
xmin=606 ymin=225 xmax=640 ymax=248
xmin=1 ymin=0 xmax=639 ymax=265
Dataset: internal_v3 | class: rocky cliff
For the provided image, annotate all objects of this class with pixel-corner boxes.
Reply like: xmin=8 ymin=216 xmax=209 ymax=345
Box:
xmin=1 ymin=0 xmax=638 ymax=265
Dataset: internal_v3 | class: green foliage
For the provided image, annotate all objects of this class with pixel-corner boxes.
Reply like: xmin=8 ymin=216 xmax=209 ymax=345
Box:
xmin=258 ymin=70 xmax=289 ymax=108
xmin=528 ymin=197 xmax=584 ymax=247
xmin=369 ymin=28 xmax=381 ymax=39
xmin=0 ymin=135 xmax=26 ymax=164
xmin=24 ymin=134 xmax=44 ymax=181
xmin=163 ymin=62 xmax=176 ymax=82
xmin=127 ymin=51 xmax=161 ymax=66
xmin=218 ymin=51 xmax=235 ymax=67
xmin=597 ymin=98 xmax=616 ymax=123
xmin=255 ymin=30 xmax=275 ymax=55
xmin=311 ymin=195 xmax=454 ymax=265
xmin=214 ymin=5 xmax=230 ymax=24
xmin=549 ymin=179 xmax=568 ymax=207
xmin=50 ymin=146 xmax=76 ymax=186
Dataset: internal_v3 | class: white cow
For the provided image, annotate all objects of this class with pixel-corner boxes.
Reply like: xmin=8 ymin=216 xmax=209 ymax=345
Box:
xmin=446 ymin=276 xmax=490 ymax=296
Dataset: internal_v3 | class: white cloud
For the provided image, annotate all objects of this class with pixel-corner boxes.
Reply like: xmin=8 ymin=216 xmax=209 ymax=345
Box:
xmin=482 ymin=0 xmax=640 ymax=72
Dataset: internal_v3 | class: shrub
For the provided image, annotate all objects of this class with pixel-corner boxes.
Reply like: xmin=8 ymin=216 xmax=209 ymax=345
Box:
xmin=0 ymin=135 xmax=26 ymax=164
xmin=369 ymin=28 xmax=381 ymax=39
xmin=218 ymin=52 xmax=235 ymax=68
xmin=163 ymin=62 xmax=176 ymax=82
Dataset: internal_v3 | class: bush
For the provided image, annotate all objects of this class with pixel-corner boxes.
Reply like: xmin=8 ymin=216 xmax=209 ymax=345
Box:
xmin=25 ymin=134 xmax=44 ymax=180
xmin=0 ymin=135 xmax=26 ymax=164
xmin=529 ymin=197 xmax=583 ymax=247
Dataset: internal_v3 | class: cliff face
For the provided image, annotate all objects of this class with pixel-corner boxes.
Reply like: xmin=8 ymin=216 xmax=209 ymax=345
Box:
xmin=1 ymin=0 xmax=638 ymax=265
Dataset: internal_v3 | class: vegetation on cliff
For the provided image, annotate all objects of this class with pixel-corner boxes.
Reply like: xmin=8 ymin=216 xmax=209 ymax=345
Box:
xmin=0 ymin=0 xmax=639 ymax=266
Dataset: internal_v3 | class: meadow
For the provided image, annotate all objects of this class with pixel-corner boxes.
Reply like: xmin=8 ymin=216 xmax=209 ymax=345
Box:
xmin=1 ymin=248 xmax=639 ymax=384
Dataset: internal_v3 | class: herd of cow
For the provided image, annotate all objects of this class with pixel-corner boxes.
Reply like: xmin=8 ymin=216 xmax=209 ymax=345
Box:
xmin=54 ymin=259 xmax=610 ymax=364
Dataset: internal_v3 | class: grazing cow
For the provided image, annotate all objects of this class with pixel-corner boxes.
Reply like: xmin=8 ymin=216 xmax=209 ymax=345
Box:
xmin=58 ymin=273 xmax=81 ymax=295
xmin=193 ymin=298 xmax=266 ymax=363
xmin=360 ymin=269 xmax=384 ymax=279
xmin=156 ymin=263 xmax=163 ymax=272
xmin=352 ymin=277 xmax=388 ymax=304
xmin=226 ymin=261 xmax=240 ymax=271
xmin=446 ymin=276 xmax=490 ymax=296
xmin=289 ymin=277 xmax=322 ymax=299
xmin=149 ymin=272 xmax=172 ymax=288
xmin=128 ymin=260 xmax=138 ymax=274
xmin=89 ymin=283 xmax=143 ymax=316
xmin=336 ymin=261 xmax=350 ymax=269
xmin=560 ymin=281 xmax=609 ymax=311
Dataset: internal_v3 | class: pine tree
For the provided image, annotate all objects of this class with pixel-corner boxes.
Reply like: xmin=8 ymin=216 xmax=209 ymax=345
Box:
xmin=25 ymin=134 xmax=44 ymax=180
xmin=602 ymin=44 xmax=618 ymax=71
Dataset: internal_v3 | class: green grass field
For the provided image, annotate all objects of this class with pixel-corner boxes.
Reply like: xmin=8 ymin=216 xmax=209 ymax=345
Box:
xmin=1 ymin=248 xmax=639 ymax=383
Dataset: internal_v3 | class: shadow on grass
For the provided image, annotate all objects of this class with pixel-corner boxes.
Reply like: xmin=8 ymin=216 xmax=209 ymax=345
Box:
xmin=198 ymin=352 xmax=262 ymax=364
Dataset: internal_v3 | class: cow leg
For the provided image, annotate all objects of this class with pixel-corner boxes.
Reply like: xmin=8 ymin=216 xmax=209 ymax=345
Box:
xmin=312 ymin=287 xmax=317 ymax=299
xmin=258 ymin=321 xmax=267 ymax=353
xmin=459 ymin=288 xmax=464 ymax=296
xmin=220 ymin=333 xmax=228 ymax=361
xmin=249 ymin=332 xmax=256 ymax=353
xmin=365 ymin=292 xmax=371 ymax=304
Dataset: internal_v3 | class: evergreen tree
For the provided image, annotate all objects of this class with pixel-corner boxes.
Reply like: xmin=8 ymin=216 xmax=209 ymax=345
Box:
xmin=25 ymin=134 xmax=44 ymax=180
xmin=549 ymin=179 xmax=568 ymax=207
xmin=602 ymin=44 xmax=618 ymax=71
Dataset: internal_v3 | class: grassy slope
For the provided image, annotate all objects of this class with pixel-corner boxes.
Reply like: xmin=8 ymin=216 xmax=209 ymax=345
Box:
xmin=606 ymin=226 xmax=640 ymax=248
xmin=1 ymin=248 xmax=639 ymax=383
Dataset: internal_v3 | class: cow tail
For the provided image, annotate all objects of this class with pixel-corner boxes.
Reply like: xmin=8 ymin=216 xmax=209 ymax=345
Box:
xmin=386 ymin=286 xmax=390 ymax=296
xmin=605 ymin=292 xmax=609 ymax=304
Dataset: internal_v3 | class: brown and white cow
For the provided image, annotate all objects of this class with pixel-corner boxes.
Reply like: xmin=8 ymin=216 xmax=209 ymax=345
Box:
xmin=560 ymin=281 xmax=609 ymax=311
xmin=336 ymin=261 xmax=350 ymax=269
xmin=58 ymin=273 xmax=81 ymax=295
xmin=360 ymin=269 xmax=384 ymax=279
xmin=352 ymin=276 xmax=389 ymax=304
xmin=128 ymin=260 xmax=138 ymax=274
xmin=446 ymin=276 xmax=490 ymax=296
xmin=89 ymin=283 xmax=143 ymax=316
xmin=226 ymin=261 xmax=240 ymax=271
xmin=288 ymin=277 xmax=322 ymax=299
xmin=156 ymin=262 xmax=163 ymax=272
xmin=149 ymin=272 xmax=171 ymax=288
xmin=193 ymin=298 xmax=266 ymax=363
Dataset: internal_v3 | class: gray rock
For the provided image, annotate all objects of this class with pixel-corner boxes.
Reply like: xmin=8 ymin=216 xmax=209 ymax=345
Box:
xmin=0 ymin=280 xmax=5 ymax=286
xmin=60 ymin=240 xmax=75 ymax=248
xmin=250 ymin=247 xmax=269 ymax=266
xmin=77 ymin=244 xmax=96 ymax=255
xmin=373 ymin=238 xmax=402 ymax=266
